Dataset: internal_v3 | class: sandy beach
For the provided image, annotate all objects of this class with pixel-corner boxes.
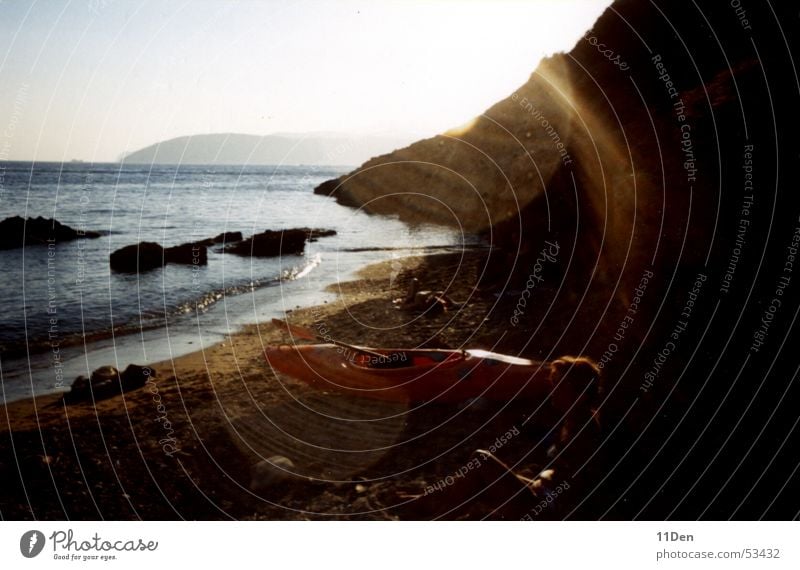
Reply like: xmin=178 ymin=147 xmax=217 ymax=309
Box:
xmin=1 ymin=250 xmax=596 ymax=520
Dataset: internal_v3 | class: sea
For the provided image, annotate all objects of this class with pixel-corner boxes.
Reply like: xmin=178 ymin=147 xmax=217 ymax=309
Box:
xmin=0 ymin=161 xmax=466 ymax=403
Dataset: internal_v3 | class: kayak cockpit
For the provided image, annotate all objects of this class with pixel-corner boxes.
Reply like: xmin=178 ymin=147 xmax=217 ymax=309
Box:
xmin=348 ymin=349 xmax=466 ymax=370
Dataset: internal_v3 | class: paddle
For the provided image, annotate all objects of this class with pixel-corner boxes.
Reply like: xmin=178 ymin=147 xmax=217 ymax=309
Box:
xmin=271 ymin=318 xmax=388 ymax=360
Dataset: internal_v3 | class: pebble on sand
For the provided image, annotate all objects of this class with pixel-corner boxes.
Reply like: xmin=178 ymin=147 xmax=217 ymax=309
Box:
xmin=249 ymin=455 xmax=296 ymax=492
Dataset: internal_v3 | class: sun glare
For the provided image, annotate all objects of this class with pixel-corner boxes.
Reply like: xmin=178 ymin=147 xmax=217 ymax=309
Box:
xmin=342 ymin=0 xmax=612 ymax=138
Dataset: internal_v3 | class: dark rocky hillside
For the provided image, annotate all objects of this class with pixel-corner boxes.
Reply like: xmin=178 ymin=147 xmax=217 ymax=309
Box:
xmin=315 ymin=0 xmax=800 ymax=519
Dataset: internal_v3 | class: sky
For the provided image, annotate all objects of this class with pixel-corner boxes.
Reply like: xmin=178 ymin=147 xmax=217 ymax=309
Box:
xmin=0 ymin=0 xmax=610 ymax=162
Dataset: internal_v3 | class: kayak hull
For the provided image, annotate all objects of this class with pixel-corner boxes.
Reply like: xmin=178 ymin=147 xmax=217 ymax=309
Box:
xmin=264 ymin=344 xmax=554 ymax=403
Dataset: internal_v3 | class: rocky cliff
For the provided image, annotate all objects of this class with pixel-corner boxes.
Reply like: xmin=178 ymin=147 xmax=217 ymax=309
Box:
xmin=317 ymin=0 xmax=800 ymax=519
xmin=317 ymin=0 xmax=794 ymax=273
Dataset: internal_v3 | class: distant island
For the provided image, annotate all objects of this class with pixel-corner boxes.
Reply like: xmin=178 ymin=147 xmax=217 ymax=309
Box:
xmin=121 ymin=132 xmax=413 ymax=166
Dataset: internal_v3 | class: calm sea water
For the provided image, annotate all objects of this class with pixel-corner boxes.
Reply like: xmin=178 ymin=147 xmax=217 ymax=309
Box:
xmin=0 ymin=161 xmax=465 ymax=401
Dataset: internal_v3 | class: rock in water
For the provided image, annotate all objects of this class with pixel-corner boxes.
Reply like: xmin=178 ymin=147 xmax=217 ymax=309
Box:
xmin=164 ymin=242 xmax=208 ymax=266
xmin=108 ymin=229 xmax=337 ymax=267
xmin=110 ymin=240 xmax=209 ymax=272
xmin=225 ymin=228 xmax=336 ymax=258
xmin=0 ymin=216 xmax=101 ymax=250
xmin=297 ymin=227 xmax=337 ymax=242
xmin=226 ymin=229 xmax=306 ymax=257
xmin=195 ymin=231 xmax=244 ymax=247
xmin=109 ymin=242 xmax=164 ymax=272
xmin=249 ymin=455 xmax=296 ymax=491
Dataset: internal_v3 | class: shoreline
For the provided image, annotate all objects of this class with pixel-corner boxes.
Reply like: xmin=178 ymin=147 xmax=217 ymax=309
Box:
xmin=0 ymin=244 xmax=474 ymax=404
xmin=0 ymin=252 xmax=430 ymax=415
xmin=0 ymin=252 xmax=431 ymax=420
xmin=0 ymin=249 xmax=579 ymax=520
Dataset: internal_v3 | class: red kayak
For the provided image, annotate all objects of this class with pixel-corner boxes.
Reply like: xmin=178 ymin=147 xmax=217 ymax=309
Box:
xmin=264 ymin=343 xmax=554 ymax=403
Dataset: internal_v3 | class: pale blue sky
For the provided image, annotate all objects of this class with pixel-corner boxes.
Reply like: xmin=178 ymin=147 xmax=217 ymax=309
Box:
xmin=0 ymin=0 xmax=609 ymax=162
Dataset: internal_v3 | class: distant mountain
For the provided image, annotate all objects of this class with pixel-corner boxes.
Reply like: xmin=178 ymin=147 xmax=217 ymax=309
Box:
xmin=121 ymin=133 xmax=414 ymax=166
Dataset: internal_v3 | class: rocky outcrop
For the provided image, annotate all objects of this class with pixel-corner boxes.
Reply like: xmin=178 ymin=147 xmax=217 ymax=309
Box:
xmin=313 ymin=0 xmax=795 ymax=277
xmin=194 ymin=231 xmax=244 ymax=247
xmin=110 ymin=228 xmax=335 ymax=270
xmin=296 ymin=227 xmax=337 ymax=242
xmin=313 ymin=179 xmax=342 ymax=197
xmin=109 ymin=241 xmax=208 ymax=272
xmin=0 ymin=216 xmax=101 ymax=250
xmin=110 ymin=242 xmax=165 ymax=272
xmin=225 ymin=228 xmax=336 ymax=257
xmin=314 ymin=0 xmax=798 ymax=327
xmin=165 ymin=242 xmax=208 ymax=266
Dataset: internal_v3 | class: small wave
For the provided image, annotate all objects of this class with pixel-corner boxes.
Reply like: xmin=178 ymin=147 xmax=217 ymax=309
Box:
xmin=289 ymin=253 xmax=321 ymax=280
xmin=176 ymin=253 xmax=323 ymax=314
xmin=341 ymin=244 xmax=487 ymax=252
xmin=1 ymin=254 xmax=326 ymax=358
xmin=175 ymin=277 xmax=280 ymax=314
